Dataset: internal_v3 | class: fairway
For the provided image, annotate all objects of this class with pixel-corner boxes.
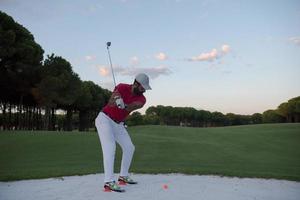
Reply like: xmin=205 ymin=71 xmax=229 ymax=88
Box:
xmin=0 ymin=123 xmax=300 ymax=181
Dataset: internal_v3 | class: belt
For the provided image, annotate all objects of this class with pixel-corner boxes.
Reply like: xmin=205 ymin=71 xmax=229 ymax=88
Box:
xmin=102 ymin=110 xmax=123 ymax=124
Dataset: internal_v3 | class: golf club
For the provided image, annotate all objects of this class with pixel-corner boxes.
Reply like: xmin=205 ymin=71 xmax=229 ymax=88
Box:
xmin=106 ymin=42 xmax=116 ymax=87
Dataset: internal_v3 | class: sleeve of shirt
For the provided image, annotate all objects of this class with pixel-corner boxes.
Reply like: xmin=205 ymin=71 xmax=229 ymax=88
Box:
xmin=141 ymin=96 xmax=146 ymax=105
xmin=115 ymin=84 xmax=126 ymax=97
xmin=136 ymin=95 xmax=146 ymax=107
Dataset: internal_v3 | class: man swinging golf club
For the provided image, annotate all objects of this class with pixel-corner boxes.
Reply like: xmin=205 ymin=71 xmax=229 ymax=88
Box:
xmin=95 ymin=42 xmax=152 ymax=192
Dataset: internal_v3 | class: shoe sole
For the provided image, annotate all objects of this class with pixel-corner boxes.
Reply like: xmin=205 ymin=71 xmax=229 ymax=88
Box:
xmin=118 ymin=180 xmax=138 ymax=185
xmin=103 ymin=188 xmax=125 ymax=193
xmin=103 ymin=185 xmax=125 ymax=193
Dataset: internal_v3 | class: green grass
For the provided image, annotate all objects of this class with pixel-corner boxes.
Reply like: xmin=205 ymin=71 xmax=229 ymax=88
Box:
xmin=0 ymin=123 xmax=300 ymax=181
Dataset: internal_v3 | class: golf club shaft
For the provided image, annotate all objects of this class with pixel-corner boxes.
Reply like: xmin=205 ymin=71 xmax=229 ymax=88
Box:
xmin=106 ymin=43 xmax=116 ymax=87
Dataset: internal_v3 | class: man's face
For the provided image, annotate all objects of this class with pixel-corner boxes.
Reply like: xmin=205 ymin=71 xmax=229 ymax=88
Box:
xmin=133 ymin=82 xmax=145 ymax=95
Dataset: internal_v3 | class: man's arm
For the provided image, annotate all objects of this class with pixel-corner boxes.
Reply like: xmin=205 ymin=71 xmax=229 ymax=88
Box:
xmin=107 ymin=90 xmax=122 ymax=107
xmin=125 ymin=101 xmax=144 ymax=112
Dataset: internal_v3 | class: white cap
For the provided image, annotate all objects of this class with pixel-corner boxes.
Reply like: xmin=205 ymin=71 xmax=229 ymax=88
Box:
xmin=135 ymin=73 xmax=152 ymax=90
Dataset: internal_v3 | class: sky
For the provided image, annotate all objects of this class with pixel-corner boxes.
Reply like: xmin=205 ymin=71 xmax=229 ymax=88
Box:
xmin=1 ymin=0 xmax=300 ymax=115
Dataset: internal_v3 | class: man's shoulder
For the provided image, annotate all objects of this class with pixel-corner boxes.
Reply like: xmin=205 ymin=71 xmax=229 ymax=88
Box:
xmin=117 ymin=83 xmax=131 ymax=87
xmin=117 ymin=83 xmax=131 ymax=89
xmin=137 ymin=94 xmax=146 ymax=103
xmin=116 ymin=83 xmax=131 ymax=93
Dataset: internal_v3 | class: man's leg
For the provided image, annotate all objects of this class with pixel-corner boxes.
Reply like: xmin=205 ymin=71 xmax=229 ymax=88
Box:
xmin=95 ymin=112 xmax=116 ymax=183
xmin=115 ymin=124 xmax=135 ymax=177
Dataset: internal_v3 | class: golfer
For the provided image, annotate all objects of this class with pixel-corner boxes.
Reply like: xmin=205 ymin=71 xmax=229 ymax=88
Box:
xmin=95 ymin=73 xmax=151 ymax=192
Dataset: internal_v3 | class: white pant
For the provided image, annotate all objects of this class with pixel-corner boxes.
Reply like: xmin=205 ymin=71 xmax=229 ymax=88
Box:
xmin=95 ymin=112 xmax=135 ymax=183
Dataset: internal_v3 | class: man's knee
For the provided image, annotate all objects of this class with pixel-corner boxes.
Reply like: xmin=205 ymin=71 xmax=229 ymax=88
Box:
xmin=126 ymin=143 xmax=135 ymax=154
xmin=130 ymin=144 xmax=135 ymax=152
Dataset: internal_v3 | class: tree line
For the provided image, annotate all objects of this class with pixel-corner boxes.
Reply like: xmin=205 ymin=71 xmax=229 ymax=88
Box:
xmin=1 ymin=11 xmax=299 ymax=131
xmin=126 ymin=96 xmax=299 ymax=127
xmin=0 ymin=11 xmax=111 ymax=131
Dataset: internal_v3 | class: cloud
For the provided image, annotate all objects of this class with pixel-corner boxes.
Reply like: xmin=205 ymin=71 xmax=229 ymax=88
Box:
xmin=187 ymin=44 xmax=231 ymax=62
xmin=96 ymin=65 xmax=172 ymax=79
xmin=221 ymin=44 xmax=230 ymax=54
xmin=188 ymin=48 xmax=218 ymax=62
xmin=96 ymin=65 xmax=109 ymax=76
xmin=121 ymin=66 xmax=172 ymax=79
xmin=85 ymin=55 xmax=96 ymax=61
xmin=289 ymin=37 xmax=300 ymax=46
xmin=155 ymin=52 xmax=168 ymax=61
xmin=130 ymin=56 xmax=139 ymax=65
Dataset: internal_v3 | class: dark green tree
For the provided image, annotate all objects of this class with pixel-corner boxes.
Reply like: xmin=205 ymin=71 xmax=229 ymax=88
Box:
xmin=211 ymin=112 xmax=226 ymax=126
xmin=126 ymin=111 xmax=144 ymax=126
xmin=251 ymin=113 xmax=262 ymax=124
xmin=196 ymin=110 xmax=211 ymax=127
xmin=76 ymin=81 xmax=93 ymax=131
xmin=0 ymin=11 xmax=44 ymax=129
xmin=277 ymin=96 xmax=300 ymax=122
xmin=35 ymin=54 xmax=81 ymax=130
xmin=74 ymin=81 xmax=111 ymax=131
xmin=262 ymin=110 xmax=285 ymax=123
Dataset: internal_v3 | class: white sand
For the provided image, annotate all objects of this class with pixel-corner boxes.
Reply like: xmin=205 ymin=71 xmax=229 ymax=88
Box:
xmin=1 ymin=174 xmax=300 ymax=200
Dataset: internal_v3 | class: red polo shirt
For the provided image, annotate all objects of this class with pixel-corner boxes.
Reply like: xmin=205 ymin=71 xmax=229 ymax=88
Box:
xmin=102 ymin=83 xmax=146 ymax=122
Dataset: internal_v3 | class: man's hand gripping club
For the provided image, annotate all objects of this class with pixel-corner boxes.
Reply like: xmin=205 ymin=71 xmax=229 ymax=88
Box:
xmin=114 ymin=96 xmax=126 ymax=109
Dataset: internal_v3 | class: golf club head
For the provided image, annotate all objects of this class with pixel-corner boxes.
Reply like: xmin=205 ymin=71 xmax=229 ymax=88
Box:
xmin=106 ymin=42 xmax=111 ymax=47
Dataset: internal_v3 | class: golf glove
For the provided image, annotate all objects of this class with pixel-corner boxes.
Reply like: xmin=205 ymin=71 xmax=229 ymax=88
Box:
xmin=115 ymin=97 xmax=125 ymax=109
